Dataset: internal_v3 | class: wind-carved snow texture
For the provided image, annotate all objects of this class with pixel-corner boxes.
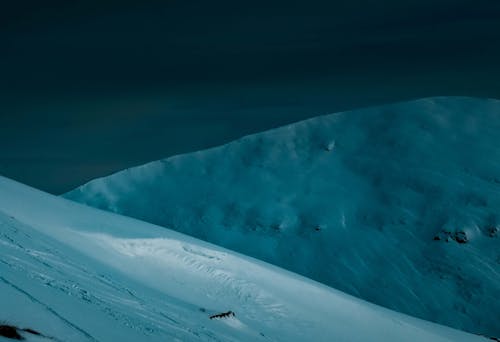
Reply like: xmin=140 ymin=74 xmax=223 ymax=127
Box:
xmin=65 ymin=97 xmax=500 ymax=337
xmin=0 ymin=177 xmax=485 ymax=341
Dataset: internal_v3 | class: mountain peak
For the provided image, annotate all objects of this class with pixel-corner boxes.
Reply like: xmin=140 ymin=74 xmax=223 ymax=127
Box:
xmin=65 ymin=97 xmax=500 ymax=336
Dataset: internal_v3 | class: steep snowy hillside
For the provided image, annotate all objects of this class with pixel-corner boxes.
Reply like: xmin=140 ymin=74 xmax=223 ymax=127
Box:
xmin=65 ymin=97 xmax=500 ymax=337
xmin=0 ymin=176 xmax=487 ymax=341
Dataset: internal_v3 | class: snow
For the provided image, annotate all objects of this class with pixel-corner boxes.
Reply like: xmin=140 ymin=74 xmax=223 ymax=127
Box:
xmin=0 ymin=176 xmax=488 ymax=341
xmin=65 ymin=96 xmax=500 ymax=337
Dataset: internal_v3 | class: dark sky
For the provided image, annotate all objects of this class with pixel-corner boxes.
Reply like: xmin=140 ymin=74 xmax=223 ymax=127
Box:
xmin=1 ymin=0 xmax=500 ymax=194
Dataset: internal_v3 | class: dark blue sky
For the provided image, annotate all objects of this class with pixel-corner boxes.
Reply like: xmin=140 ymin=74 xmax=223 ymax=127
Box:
xmin=1 ymin=0 xmax=500 ymax=193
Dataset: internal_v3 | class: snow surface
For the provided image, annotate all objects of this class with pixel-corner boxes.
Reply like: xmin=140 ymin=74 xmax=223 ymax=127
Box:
xmin=0 ymin=176 xmax=490 ymax=341
xmin=65 ymin=97 xmax=500 ymax=337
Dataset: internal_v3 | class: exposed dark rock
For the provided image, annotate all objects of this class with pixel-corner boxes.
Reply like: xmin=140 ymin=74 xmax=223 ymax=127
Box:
xmin=0 ymin=325 xmax=46 ymax=340
xmin=433 ymin=230 xmax=468 ymax=244
xmin=22 ymin=328 xmax=41 ymax=336
xmin=210 ymin=311 xmax=235 ymax=319
xmin=454 ymin=231 xmax=468 ymax=244
xmin=0 ymin=325 xmax=22 ymax=340
xmin=488 ymin=227 xmax=498 ymax=238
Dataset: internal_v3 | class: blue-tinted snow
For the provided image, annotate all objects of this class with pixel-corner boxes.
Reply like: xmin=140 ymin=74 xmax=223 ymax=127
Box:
xmin=66 ymin=97 xmax=500 ymax=337
xmin=0 ymin=176 xmax=485 ymax=341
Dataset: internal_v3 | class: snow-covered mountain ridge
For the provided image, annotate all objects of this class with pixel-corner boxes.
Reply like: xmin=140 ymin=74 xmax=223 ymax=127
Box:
xmin=65 ymin=97 xmax=500 ymax=336
xmin=0 ymin=175 xmax=486 ymax=341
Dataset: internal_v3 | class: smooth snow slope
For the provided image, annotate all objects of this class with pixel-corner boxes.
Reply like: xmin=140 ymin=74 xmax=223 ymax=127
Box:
xmin=0 ymin=176 xmax=486 ymax=341
xmin=65 ymin=97 xmax=500 ymax=337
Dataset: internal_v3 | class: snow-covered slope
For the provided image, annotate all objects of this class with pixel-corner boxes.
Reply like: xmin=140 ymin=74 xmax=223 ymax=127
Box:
xmin=0 ymin=176 xmax=486 ymax=341
xmin=65 ymin=97 xmax=500 ymax=336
